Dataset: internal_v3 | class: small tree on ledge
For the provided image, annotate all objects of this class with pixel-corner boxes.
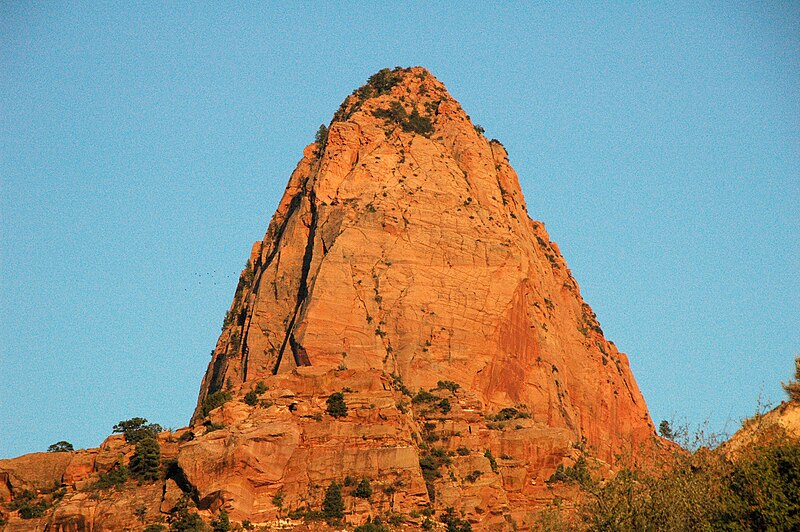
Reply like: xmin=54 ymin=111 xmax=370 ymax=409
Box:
xmin=326 ymin=392 xmax=348 ymax=418
xmin=783 ymin=356 xmax=800 ymax=402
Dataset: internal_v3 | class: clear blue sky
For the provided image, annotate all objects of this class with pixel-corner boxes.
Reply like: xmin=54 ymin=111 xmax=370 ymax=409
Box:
xmin=1 ymin=2 xmax=798 ymax=458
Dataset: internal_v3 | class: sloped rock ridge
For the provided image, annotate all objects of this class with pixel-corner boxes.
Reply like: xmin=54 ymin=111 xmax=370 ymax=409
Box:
xmin=1 ymin=67 xmax=658 ymax=530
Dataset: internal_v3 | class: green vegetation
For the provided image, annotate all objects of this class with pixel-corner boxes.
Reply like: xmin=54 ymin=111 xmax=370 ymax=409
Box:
xmin=419 ymin=447 xmax=452 ymax=502
xmin=112 ymin=417 xmax=163 ymax=443
xmin=412 ymin=389 xmax=437 ymax=404
xmin=314 ymin=124 xmax=329 ymax=154
xmin=659 ymin=419 xmax=675 ymax=440
xmin=353 ymin=477 xmax=373 ymax=499
xmin=373 ymin=103 xmax=434 ymax=136
xmin=538 ymin=424 xmax=800 ymax=531
xmin=464 ymin=470 xmax=482 ymax=483
xmin=7 ymin=490 xmax=50 ymax=519
xmin=547 ymin=456 xmax=591 ymax=487
xmin=484 ymin=449 xmax=498 ymax=473
xmin=436 ymin=380 xmax=460 ymax=394
xmin=326 ymin=392 xmax=348 ymax=418
xmin=47 ymin=440 xmax=74 ymax=452
xmin=169 ymin=496 xmax=204 ymax=531
xmin=491 ymin=407 xmax=530 ymax=422
xmin=367 ymin=68 xmax=402 ymax=95
xmin=93 ymin=463 xmax=129 ymax=490
xmin=243 ymin=390 xmax=258 ymax=406
xmin=332 ymin=67 xmax=406 ymax=122
xmin=143 ymin=525 xmax=167 ymax=532
xmin=783 ymin=356 xmax=800 ymax=401
xmin=456 ymin=446 xmax=470 ymax=456
xmin=129 ymin=437 xmax=161 ymax=482
xmin=202 ymin=391 xmax=232 ymax=416
xmin=210 ymin=509 xmax=231 ymax=532
xmin=271 ymin=489 xmax=285 ymax=510
xmin=254 ymin=381 xmax=268 ymax=394
xmin=440 ymin=507 xmax=472 ymax=532
xmin=322 ymin=481 xmax=345 ymax=521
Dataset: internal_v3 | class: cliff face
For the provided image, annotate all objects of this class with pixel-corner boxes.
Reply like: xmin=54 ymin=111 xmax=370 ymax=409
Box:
xmin=1 ymin=67 xmax=658 ymax=530
xmin=183 ymin=67 xmax=656 ymax=524
xmin=195 ymin=66 xmax=654 ymax=451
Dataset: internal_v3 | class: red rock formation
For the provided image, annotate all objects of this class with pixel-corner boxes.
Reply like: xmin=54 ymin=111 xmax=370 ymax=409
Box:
xmin=1 ymin=67 xmax=658 ymax=530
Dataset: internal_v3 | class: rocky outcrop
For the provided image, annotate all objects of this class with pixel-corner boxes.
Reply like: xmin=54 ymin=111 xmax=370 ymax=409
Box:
xmin=1 ymin=67 xmax=659 ymax=530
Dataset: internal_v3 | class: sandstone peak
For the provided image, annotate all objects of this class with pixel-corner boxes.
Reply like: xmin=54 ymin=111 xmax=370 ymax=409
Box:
xmin=1 ymin=67 xmax=660 ymax=530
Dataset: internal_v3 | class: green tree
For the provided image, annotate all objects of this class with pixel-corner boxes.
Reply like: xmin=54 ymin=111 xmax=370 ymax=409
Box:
xmin=211 ymin=509 xmax=231 ymax=532
xmin=47 ymin=441 xmax=74 ymax=452
xmin=113 ymin=417 xmax=163 ymax=443
xmin=202 ymin=391 xmax=232 ymax=416
xmin=353 ymin=477 xmax=372 ymax=499
xmin=322 ymin=481 xmax=344 ymax=521
xmin=659 ymin=420 xmax=675 ymax=440
xmin=130 ymin=437 xmax=161 ymax=481
xmin=782 ymin=356 xmax=800 ymax=401
xmin=315 ymin=124 xmax=329 ymax=154
xmin=243 ymin=390 xmax=258 ymax=406
xmin=326 ymin=392 xmax=348 ymax=418
xmin=169 ymin=496 xmax=204 ymax=532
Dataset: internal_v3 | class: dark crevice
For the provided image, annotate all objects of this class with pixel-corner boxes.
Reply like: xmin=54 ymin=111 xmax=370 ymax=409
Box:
xmin=273 ymin=190 xmax=319 ymax=374
xmin=164 ymin=460 xmax=200 ymax=504
xmin=206 ymin=354 xmax=229 ymax=396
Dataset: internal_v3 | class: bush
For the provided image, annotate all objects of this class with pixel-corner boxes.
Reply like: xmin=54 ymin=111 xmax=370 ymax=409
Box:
xmin=464 ymin=470 xmax=482 ymax=483
xmin=169 ymin=496 xmax=204 ymax=531
xmin=113 ymin=418 xmax=163 ymax=443
xmin=143 ymin=525 xmax=167 ymax=532
xmin=783 ymin=356 xmax=800 ymax=401
xmin=440 ymin=507 xmax=472 ymax=532
xmin=47 ymin=440 xmax=74 ymax=452
xmin=436 ymin=380 xmax=460 ymax=393
xmin=659 ymin=419 xmax=675 ymax=440
xmin=456 ymin=446 xmax=470 ymax=456
xmin=94 ymin=463 xmax=129 ymax=490
xmin=484 ymin=450 xmax=498 ymax=473
xmin=211 ymin=509 xmax=231 ymax=532
xmin=367 ymin=68 xmax=402 ymax=95
xmin=373 ymin=103 xmax=434 ymax=137
xmin=130 ymin=437 xmax=161 ymax=482
xmin=420 ymin=447 xmax=451 ymax=502
xmin=438 ymin=398 xmax=451 ymax=414
xmin=18 ymin=501 xmax=48 ymax=519
xmin=353 ymin=478 xmax=372 ymax=499
xmin=412 ymin=389 xmax=437 ymax=404
xmin=326 ymin=392 xmax=348 ymax=418
xmin=254 ymin=381 xmax=268 ymax=394
xmin=322 ymin=482 xmax=344 ymax=521
xmin=403 ymin=108 xmax=434 ymax=136
xmin=243 ymin=390 xmax=258 ymax=406
xmin=570 ymin=426 xmax=800 ymax=531
xmin=202 ymin=391 xmax=232 ymax=416
xmin=547 ymin=456 xmax=591 ymax=487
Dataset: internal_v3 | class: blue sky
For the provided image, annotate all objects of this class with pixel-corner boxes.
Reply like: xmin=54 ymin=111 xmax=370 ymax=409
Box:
xmin=1 ymin=2 xmax=798 ymax=458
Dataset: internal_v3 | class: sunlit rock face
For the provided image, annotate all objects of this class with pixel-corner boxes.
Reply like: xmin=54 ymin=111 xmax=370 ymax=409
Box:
xmin=1 ymin=67 xmax=658 ymax=530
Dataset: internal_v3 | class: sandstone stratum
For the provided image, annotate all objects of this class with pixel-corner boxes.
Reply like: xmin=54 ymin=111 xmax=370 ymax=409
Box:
xmin=1 ymin=67 xmax=661 ymax=530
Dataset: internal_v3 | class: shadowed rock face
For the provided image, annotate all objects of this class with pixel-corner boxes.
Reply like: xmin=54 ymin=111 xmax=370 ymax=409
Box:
xmin=1 ymin=67 xmax=658 ymax=530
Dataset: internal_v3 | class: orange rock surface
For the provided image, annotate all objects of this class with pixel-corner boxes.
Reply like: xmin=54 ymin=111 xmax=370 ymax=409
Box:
xmin=1 ymin=67 xmax=658 ymax=530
